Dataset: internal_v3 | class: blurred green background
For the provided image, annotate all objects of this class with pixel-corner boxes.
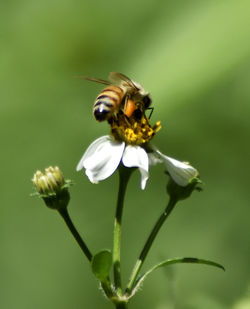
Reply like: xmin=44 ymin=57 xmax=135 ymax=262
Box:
xmin=1 ymin=0 xmax=250 ymax=308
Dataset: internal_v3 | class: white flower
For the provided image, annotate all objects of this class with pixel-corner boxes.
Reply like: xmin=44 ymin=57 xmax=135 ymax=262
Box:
xmin=76 ymin=135 xmax=199 ymax=190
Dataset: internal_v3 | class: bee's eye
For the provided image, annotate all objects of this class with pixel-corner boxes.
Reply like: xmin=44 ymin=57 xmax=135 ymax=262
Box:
xmin=142 ymin=95 xmax=151 ymax=108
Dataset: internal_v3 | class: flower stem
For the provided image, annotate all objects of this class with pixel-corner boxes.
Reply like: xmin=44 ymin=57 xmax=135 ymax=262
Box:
xmin=113 ymin=165 xmax=134 ymax=296
xmin=114 ymin=301 xmax=128 ymax=309
xmin=126 ymin=197 xmax=178 ymax=294
xmin=58 ymin=208 xmax=92 ymax=262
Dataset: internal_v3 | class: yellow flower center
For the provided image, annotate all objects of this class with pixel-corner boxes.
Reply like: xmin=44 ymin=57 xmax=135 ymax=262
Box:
xmin=110 ymin=112 xmax=161 ymax=145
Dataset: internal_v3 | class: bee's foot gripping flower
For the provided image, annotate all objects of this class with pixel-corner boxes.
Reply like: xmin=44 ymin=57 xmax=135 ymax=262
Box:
xmin=32 ymin=166 xmax=72 ymax=210
xmin=110 ymin=112 xmax=161 ymax=145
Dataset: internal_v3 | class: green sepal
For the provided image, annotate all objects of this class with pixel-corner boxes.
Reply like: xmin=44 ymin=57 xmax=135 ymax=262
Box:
xmin=129 ymin=257 xmax=225 ymax=297
xmin=166 ymin=176 xmax=203 ymax=201
xmin=62 ymin=179 xmax=74 ymax=189
xmin=91 ymin=250 xmax=112 ymax=282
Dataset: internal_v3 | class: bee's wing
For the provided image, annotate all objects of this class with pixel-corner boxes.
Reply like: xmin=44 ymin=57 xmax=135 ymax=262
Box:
xmin=78 ymin=76 xmax=111 ymax=85
xmin=109 ymin=72 xmax=138 ymax=90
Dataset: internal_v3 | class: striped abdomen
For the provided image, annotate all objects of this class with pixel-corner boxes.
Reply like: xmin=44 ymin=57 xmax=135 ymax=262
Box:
xmin=93 ymin=85 xmax=124 ymax=121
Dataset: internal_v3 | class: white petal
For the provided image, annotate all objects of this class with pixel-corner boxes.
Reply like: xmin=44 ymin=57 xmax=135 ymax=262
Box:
xmin=155 ymin=150 xmax=198 ymax=186
xmin=77 ymin=135 xmax=125 ymax=183
xmin=138 ymin=168 xmax=148 ymax=190
xmin=148 ymin=152 xmax=163 ymax=166
xmin=76 ymin=136 xmax=110 ymax=171
xmin=122 ymin=145 xmax=149 ymax=190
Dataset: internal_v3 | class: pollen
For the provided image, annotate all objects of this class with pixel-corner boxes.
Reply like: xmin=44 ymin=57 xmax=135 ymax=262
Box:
xmin=110 ymin=113 xmax=161 ymax=145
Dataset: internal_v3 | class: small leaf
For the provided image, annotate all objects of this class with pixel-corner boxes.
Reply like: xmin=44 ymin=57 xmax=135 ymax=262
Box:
xmin=155 ymin=257 xmax=225 ymax=271
xmin=91 ymin=250 xmax=112 ymax=282
xmin=130 ymin=257 xmax=225 ymax=297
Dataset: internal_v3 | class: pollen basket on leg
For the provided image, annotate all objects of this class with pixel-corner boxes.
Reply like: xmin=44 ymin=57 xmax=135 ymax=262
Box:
xmin=110 ymin=113 xmax=161 ymax=145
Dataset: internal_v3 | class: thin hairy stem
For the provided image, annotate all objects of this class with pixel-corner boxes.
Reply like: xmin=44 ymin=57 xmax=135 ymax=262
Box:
xmin=59 ymin=208 xmax=92 ymax=261
xmin=113 ymin=166 xmax=134 ymax=296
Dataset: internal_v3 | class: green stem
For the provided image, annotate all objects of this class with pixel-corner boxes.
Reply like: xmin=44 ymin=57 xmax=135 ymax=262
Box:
xmin=58 ymin=208 xmax=92 ymax=262
xmin=114 ymin=301 xmax=128 ymax=309
xmin=113 ymin=166 xmax=134 ymax=296
xmin=126 ymin=197 xmax=177 ymax=294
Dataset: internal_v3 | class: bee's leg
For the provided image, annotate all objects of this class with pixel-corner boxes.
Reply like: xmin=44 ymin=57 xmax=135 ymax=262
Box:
xmin=123 ymin=95 xmax=128 ymax=114
xmin=108 ymin=118 xmax=113 ymax=125
xmin=116 ymin=110 xmax=130 ymax=127
xmin=123 ymin=96 xmax=135 ymax=127
xmin=112 ymin=110 xmax=123 ymax=126
xmin=121 ymin=108 xmax=132 ymax=127
xmin=124 ymin=115 xmax=132 ymax=127
xmin=147 ymin=107 xmax=154 ymax=119
xmin=108 ymin=115 xmax=116 ymax=126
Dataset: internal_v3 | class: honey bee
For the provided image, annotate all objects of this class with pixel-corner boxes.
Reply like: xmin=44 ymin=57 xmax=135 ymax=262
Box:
xmin=79 ymin=72 xmax=152 ymax=122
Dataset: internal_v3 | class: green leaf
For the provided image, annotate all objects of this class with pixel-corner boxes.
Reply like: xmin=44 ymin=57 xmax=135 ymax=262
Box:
xmin=130 ymin=257 xmax=225 ymax=297
xmin=91 ymin=250 xmax=112 ymax=282
xmin=155 ymin=257 xmax=225 ymax=271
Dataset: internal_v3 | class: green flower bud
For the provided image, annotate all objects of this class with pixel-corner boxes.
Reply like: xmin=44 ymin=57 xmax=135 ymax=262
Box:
xmin=166 ymin=174 xmax=202 ymax=202
xmin=32 ymin=166 xmax=71 ymax=210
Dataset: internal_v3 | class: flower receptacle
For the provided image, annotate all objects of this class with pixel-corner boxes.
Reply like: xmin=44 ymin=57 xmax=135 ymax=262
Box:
xmin=32 ymin=166 xmax=72 ymax=210
xmin=166 ymin=174 xmax=202 ymax=202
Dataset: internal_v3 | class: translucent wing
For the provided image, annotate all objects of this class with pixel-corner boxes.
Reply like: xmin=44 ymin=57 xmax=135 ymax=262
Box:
xmin=78 ymin=75 xmax=111 ymax=85
xmin=109 ymin=72 xmax=138 ymax=89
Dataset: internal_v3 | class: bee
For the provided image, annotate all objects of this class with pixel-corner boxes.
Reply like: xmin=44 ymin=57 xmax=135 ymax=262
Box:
xmin=79 ymin=72 xmax=152 ymax=122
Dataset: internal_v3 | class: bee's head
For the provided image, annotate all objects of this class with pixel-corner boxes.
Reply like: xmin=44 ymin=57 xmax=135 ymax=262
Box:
xmin=132 ymin=81 xmax=152 ymax=108
xmin=142 ymin=94 xmax=152 ymax=109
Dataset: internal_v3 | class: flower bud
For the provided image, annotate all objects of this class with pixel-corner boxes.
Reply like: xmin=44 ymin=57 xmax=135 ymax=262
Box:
xmin=166 ymin=174 xmax=202 ymax=202
xmin=32 ymin=166 xmax=71 ymax=210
